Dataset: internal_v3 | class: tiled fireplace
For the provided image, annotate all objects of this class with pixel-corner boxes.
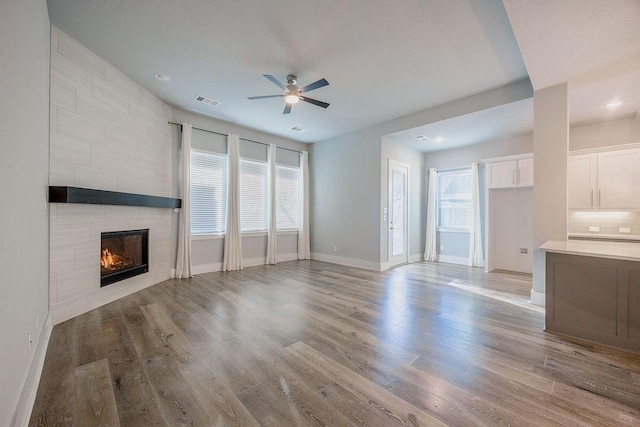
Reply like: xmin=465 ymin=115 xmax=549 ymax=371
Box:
xmin=49 ymin=26 xmax=176 ymax=324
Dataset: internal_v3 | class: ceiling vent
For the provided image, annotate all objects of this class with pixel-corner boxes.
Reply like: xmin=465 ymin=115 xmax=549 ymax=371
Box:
xmin=290 ymin=126 xmax=308 ymax=133
xmin=415 ymin=135 xmax=431 ymax=142
xmin=194 ymin=95 xmax=221 ymax=107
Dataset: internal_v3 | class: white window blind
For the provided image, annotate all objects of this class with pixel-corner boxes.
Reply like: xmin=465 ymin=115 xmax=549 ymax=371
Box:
xmin=240 ymin=158 xmax=268 ymax=232
xmin=437 ymin=169 xmax=472 ymax=230
xmin=190 ymin=150 xmax=227 ymax=234
xmin=276 ymin=165 xmax=300 ymax=230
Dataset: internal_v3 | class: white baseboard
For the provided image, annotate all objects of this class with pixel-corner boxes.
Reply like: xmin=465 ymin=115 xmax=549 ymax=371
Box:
xmin=190 ymin=253 xmax=299 ymax=275
xmin=437 ymin=255 xmax=469 ymax=265
xmin=530 ymin=289 xmax=545 ymax=307
xmin=310 ymin=252 xmax=380 ymax=271
xmin=12 ymin=312 xmax=52 ymax=427
xmin=408 ymin=254 xmax=423 ymax=263
xmin=380 ymin=254 xmax=424 ymax=271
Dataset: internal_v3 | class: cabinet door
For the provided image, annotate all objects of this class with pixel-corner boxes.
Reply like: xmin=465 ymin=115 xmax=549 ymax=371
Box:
xmin=488 ymin=160 xmax=517 ymax=188
xmin=568 ymin=154 xmax=597 ymax=209
xmin=518 ymin=158 xmax=534 ymax=187
xmin=597 ymin=149 xmax=640 ymax=209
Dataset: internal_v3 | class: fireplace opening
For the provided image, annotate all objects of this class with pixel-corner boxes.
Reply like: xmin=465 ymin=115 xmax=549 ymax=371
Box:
xmin=100 ymin=229 xmax=149 ymax=287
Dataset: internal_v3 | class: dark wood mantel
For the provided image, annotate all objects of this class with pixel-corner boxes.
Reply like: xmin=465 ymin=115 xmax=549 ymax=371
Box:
xmin=49 ymin=186 xmax=181 ymax=209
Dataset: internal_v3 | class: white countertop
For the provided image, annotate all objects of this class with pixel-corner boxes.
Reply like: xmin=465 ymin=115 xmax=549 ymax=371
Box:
xmin=539 ymin=240 xmax=640 ymax=262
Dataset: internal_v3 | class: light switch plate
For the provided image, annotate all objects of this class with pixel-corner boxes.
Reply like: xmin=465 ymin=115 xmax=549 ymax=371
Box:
xmin=588 ymin=226 xmax=600 ymax=232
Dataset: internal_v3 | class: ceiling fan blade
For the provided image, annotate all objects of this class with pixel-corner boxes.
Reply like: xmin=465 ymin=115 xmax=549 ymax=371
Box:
xmin=283 ymin=103 xmax=292 ymax=114
xmin=300 ymin=96 xmax=330 ymax=109
xmin=300 ymin=78 xmax=329 ymax=93
xmin=248 ymin=95 xmax=284 ymax=100
xmin=263 ymin=74 xmax=286 ymax=90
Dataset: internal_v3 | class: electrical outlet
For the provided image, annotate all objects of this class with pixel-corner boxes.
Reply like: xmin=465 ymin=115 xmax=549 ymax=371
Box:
xmin=440 ymin=245 xmax=444 ymax=251
xmin=333 ymin=246 xmax=337 ymax=252
xmin=28 ymin=331 xmax=33 ymax=349
xmin=589 ymin=226 xmax=600 ymax=232
xmin=519 ymin=248 xmax=528 ymax=254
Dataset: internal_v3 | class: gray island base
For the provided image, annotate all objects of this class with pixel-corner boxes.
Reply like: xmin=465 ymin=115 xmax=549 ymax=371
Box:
xmin=541 ymin=240 xmax=640 ymax=354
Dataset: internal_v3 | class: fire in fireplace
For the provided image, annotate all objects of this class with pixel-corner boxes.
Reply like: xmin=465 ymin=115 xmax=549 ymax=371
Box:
xmin=100 ymin=229 xmax=149 ymax=287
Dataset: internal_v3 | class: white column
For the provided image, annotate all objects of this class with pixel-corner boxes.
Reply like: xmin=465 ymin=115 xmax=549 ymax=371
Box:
xmin=532 ymin=83 xmax=569 ymax=306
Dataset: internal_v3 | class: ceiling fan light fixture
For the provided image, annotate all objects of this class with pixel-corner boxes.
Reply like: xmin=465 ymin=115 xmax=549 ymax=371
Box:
xmin=285 ymin=94 xmax=300 ymax=104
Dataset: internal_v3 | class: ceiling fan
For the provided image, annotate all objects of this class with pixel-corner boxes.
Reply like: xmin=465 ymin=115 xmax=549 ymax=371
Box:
xmin=248 ymin=74 xmax=330 ymax=114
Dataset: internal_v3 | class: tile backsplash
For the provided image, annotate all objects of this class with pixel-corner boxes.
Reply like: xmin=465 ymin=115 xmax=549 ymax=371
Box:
xmin=568 ymin=211 xmax=640 ymax=237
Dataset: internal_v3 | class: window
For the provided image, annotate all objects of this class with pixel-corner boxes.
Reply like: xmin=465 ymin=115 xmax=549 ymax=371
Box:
xmin=276 ymin=165 xmax=300 ymax=230
xmin=240 ymin=158 xmax=268 ymax=231
xmin=437 ymin=169 xmax=472 ymax=230
xmin=190 ymin=150 xmax=227 ymax=234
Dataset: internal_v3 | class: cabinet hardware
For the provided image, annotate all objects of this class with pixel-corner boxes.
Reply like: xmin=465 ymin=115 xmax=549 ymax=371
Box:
xmin=590 ymin=189 xmax=593 ymax=207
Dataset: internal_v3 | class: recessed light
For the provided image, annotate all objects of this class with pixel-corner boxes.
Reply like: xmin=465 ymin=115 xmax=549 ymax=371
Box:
xmin=155 ymin=73 xmax=171 ymax=82
xmin=605 ymin=100 xmax=624 ymax=110
xmin=434 ymin=136 xmax=445 ymax=143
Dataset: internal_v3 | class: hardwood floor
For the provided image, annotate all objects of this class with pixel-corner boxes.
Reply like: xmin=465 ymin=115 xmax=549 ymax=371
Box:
xmin=30 ymin=260 xmax=640 ymax=426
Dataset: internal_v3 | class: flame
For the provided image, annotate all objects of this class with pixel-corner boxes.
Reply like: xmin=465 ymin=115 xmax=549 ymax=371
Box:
xmin=101 ymin=248 xmax=115 ymax=269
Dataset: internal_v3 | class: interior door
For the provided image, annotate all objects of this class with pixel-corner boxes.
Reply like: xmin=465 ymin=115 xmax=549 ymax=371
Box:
xmin=388 ymin=160 xmax=409 ymax=267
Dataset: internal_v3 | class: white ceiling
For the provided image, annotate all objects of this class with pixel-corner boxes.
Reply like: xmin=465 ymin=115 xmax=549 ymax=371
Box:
xmin=46 ymin=0 xmax=640 ymax=150
xmin=386 ymin=98 xmax=533 ymax=152
xmin=46 ymin=0 xmax=528 ymax=143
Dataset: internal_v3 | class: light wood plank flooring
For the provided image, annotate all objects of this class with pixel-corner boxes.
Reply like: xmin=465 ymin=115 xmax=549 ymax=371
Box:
xmin=30 ymin=260 xmax=640 ymax=426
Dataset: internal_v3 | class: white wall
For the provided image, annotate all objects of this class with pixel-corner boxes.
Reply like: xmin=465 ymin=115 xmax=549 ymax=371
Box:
xmin=532 ymin=84 xmax=569 ymax=302
xmin=380 ymin=138 xmax=425 ymax=264
xmin=424 ymin=134 xmax=533 ymax=262
xmin=171 ymin=109 xmax=307 ymax=272
xmin=0 ymin=0 xmax=50 ymax=424
xmin=49 ymin=27 xmax=174 ymax=324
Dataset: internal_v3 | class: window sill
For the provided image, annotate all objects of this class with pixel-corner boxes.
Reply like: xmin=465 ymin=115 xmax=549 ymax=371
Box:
xmin=437 ymin=228 xmax=471 ymax=234
xmin=191 ymin=230 xmax=299 ymax=241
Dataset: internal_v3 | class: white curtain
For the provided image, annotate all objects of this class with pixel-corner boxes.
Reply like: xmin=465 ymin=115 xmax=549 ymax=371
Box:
xmin=266 ymin=144 xmax=277 ymax=264
xmin=222 ymin=134 xmax=243 ymax=271
xmin=424 ymin=168 xmax=438 ymax=261
xmin=176 ymin=123 xmax=193 ymax=278
xmin=297 ymin=151 xmax=311 ymax=259
xmin=468 ymin=162 xmax=484 ymax=267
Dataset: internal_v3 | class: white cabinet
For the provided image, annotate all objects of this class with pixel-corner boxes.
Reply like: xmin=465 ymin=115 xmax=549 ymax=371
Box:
xmin=568 ymin=148 xmax=640 ymax=209
xmin=568 ymin=154 xmax=597 ymax=209
xmin=486 ymin=155 xmax=533 ymax=189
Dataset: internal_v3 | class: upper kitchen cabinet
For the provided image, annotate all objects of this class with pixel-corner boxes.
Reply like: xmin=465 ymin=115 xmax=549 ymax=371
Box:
xmin=485 ymin=154 xmax=533 ymax=189
xmin=568 ymin=147 xmax=640 ymax=209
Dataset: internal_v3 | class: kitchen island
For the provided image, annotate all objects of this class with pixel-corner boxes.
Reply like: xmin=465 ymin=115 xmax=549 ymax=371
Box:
xmin=540 ymin=239 xmax=640 ymax=354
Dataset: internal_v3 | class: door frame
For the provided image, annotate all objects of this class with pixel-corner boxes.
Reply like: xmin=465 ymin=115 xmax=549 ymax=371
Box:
xmin=388 ymin=159 xmax=410 ymax=267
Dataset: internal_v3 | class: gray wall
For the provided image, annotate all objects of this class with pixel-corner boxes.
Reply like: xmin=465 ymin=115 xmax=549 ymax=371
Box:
xmin=424 ymin=134 xmax=533 ymax=261
xmin=310 ymin=80 xmax=533 ymax=266
xmin=171 ymin=109 xmax=307 ymax=269
xmin=380 ymin=138 xmax=425 ymax=262
xmin=310 ymin=131 xmax=382 ymax=262
xmin=0 ymin=0 xmax=50 ymax=424
xmin=570 ymin=116 xmax=640 ymax=151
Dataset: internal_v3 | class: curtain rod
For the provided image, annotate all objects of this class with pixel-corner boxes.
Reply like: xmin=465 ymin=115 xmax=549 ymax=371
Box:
xmin=435 ymin=165 xmax=475 ymax=173
xmin=168 ymin=121 xmax=303 ymax=154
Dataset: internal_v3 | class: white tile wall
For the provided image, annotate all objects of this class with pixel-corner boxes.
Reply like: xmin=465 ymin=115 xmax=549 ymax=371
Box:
xmin=49 ymin=26 xmax=173 ymax=324
xmin=568 ymin=211 xmax=640 ymax=237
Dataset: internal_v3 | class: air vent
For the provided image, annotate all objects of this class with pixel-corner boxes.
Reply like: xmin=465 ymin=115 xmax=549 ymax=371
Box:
xmin=194 ymin=96 xmax=221 ymax=107
xmin=415 ymin=135 xmax=431 ymax=142
xmin=290 ymin=126 xmax=307 ymax=133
